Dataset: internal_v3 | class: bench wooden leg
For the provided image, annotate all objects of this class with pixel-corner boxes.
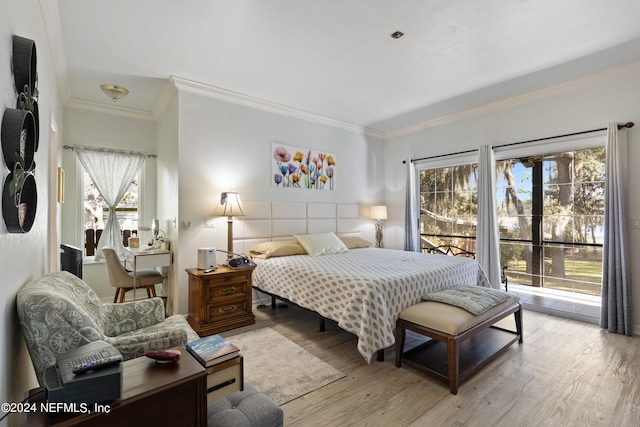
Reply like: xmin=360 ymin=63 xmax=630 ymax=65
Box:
xmin=395 ymin=320 xmax=405 ymax=367
xmin=515 ymin=304 xmax=523 ymax=343
xmin=447 ymin=336 xmax=459 ymax=395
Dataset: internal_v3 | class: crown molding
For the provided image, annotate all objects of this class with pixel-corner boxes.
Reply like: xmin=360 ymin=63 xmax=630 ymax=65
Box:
xmin=385 ymin=60 xmax=640 ymax=139
xmin=39 ymin=0 xmax=70 ymax=103
xmin=152 ymin=80 xmax=178 ymax=119
xmin=65 ymin=98 xmax=155 ymax=121
xmin=169 ymin=76 xmax=385 ymax=139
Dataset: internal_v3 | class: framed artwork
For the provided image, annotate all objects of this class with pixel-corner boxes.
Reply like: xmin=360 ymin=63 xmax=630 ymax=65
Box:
xmin=272 ymin=142 xmax=335 ymax=190
xmin=57 ymin=167 xmax=65 ymax=203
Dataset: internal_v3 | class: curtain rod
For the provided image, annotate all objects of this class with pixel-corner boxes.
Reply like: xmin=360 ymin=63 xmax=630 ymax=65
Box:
xmin=403 ymin=122 xmax=634 ymax=164
xmin=63 ymin=145 xmax=157 ymax=158
xmin=493 ymin=121 xmax=634 ymax=150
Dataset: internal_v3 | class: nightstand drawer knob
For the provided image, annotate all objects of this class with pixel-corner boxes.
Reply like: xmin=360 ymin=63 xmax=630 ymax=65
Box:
xmin=219 ymin=305 xmax=236 ymax=314
xmin=220 ymin=286 xmax=236 ymax=295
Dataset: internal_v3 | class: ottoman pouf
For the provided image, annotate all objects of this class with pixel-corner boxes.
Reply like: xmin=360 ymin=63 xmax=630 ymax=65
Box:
xmin=207 ymin=383 xmax=283 ymax=427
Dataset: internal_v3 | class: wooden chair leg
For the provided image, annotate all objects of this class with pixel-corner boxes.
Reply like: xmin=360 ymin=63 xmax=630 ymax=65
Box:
xmin=150 ymin=285 xmax=157 ymax=297
xmin=146 ymin=287 xmax=152 ymax=298
xmin=113 ymin=289 xmax=120 ymax=303
xmin=447 ymin=337 xmax=459 ymax=395
xmin=119 ymin=288 xmax=127 ymax=303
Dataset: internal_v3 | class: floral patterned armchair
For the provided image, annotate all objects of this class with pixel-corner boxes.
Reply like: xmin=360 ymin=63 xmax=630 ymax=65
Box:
xmin=16 ymin=271 xmax=200 ymax=385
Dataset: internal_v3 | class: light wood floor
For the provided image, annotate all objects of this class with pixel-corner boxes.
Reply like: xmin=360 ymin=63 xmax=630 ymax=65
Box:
xmin=222 ymin=301 xmax=640 ymax=427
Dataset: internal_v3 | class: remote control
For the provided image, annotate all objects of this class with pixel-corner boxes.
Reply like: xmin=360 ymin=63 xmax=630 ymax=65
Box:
xmin=144 ymin=350 xmax=181 ymax=361
xmin=72 ymin=355 xmax=123 ymax=374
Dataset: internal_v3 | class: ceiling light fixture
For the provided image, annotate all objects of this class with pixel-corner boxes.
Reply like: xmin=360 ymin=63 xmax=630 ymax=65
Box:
xmin=100 ymin=83 xmax=129 ymax=102
xmin=391 ymin=31 xmax=404 ymax=39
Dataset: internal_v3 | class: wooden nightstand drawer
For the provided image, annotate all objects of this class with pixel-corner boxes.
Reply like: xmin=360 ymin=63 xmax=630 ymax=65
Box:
xmin=207 ymin=298 xmax=250 ymax=322
xmin=206 ymin=281 xmax=248 ymax=301
xmin=206 ymin=356 xmax=243 ymax=403
xmin=204 ymin=271 xmax=252 ymax=286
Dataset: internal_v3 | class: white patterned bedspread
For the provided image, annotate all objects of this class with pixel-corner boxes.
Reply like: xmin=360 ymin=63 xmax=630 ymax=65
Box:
xmin=252 ymin=248 xmax=491 ymax=362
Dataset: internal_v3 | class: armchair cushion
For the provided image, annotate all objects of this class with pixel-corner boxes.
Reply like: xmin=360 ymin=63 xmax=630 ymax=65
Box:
xmin=17 ymin=271 xmax=199 ymax=385
xmin=103 ymin=298 xmax=166 ymax=336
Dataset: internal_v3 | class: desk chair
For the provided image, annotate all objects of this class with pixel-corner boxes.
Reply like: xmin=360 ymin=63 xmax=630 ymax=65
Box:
xmin=103 ymin=247 xmax=163 ymax=303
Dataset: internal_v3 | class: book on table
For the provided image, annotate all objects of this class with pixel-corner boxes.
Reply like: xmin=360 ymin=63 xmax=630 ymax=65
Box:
xmin=186 ymin=334 xmax=240 ymax=367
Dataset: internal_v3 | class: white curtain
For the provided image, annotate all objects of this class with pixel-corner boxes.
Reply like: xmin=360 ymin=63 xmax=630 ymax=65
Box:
xmin=404 ymin=160 xmax=420 ymax=252
xmin=476 ymin=145 xmax=501 ymax=288
xmin=75 ymin=145 xmax=145 ymax=262
xmin=600 ymin=123 xmax=632 ymax=335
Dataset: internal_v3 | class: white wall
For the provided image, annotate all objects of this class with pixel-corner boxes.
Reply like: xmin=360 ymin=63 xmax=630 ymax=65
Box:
xmin=61 ymin=108 xmax=157 ymax=300
xmin=0 ymin=1 xmax=64 ymax=425
xmin=155 ymin=91 xmax=180 ymax=314
xmin=171 ymin=91 xmax=385 ymax=314
xmin=384 ymin=72 xmax=640 ymax=331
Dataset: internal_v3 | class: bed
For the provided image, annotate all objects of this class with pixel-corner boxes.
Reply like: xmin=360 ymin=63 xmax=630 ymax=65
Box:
xmin=232 ymin=201 xmax=491 ymax=363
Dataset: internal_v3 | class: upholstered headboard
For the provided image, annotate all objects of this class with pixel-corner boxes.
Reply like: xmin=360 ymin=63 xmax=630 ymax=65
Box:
xmin=231 ymin=201 xmax=363 ymax=255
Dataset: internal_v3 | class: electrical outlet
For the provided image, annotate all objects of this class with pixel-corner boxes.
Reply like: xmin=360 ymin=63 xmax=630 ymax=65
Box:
xmin=204 ymin=216 xmax=216 ymax=228
xmin=633 ymin=217 xmax=640 ymax=229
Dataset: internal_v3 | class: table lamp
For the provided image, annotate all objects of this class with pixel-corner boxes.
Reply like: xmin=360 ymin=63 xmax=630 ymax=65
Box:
xmin=213 ymin=192 xmax=245 ymax=261
xmin=370 ymin=205 xmax=387 ymax=248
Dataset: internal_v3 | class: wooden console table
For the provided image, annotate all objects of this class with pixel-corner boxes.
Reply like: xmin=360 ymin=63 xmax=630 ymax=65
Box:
xmin=20 ymin=348 xmax=207 ymax=427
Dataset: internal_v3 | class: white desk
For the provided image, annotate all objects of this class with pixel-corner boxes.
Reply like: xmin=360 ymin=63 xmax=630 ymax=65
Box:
xmin=127 ymin=250 xmax=171 ymax=300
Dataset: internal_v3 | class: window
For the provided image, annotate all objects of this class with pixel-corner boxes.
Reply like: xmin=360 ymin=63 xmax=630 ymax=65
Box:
xmin=420 ymin=163 xmax=478 ymax=253
xmin=419 ymin=146 xmax=605 ymax=297
xmin=83 ymin=169 xmax=140 ymax=256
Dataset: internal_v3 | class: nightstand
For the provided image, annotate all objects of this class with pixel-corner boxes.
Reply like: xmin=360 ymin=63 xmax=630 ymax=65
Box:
xmin=206 ymin=355 xmax=244 ymax=403
xmin=186 ymin=266 xmax=256 ymax=336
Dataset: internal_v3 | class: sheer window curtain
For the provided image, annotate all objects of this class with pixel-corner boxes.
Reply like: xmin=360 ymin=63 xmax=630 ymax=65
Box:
xmin=404 ymin=160 xmax=420 ymax=252
xmin=75 ymin=145 xmax=146 ymax=262
xmin=476 ymin=145 xmax=501 ymax=288
xmin=600 ymin=123 xmax=632 ymax=335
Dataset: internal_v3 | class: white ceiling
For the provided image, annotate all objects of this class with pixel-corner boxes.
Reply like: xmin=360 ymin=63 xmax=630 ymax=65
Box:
xmin=51 ymin=0 xmax=640 ymax=133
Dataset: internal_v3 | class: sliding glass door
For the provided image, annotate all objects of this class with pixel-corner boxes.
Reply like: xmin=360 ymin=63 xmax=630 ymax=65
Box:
xmin=419 ymin=146 xmax=605 ymax=297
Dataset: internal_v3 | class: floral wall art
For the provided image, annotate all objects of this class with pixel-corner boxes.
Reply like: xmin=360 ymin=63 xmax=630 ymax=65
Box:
xmin=272 ymin=143 xmax=336 ymax=190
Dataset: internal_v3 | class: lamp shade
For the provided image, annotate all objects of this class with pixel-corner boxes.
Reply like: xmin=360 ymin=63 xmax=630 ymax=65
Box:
xmin=370 ymin=205 xmax=387 ymax=221
xmin=213 ymin=192 xmax=245 ymax=217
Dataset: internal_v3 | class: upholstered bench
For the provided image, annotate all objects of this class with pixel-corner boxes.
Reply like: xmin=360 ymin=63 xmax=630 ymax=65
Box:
xmin=395 ymin=286 xmax=522 ymax=394
xmin=208 ymin=382 xmax=283 ymax=427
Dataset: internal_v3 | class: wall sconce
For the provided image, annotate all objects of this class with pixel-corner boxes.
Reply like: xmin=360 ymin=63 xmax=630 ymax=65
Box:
xmin=213 ymin=192 xmax=245 ymax=260
xmin=370 ymin=205 xmax=388 ymax=248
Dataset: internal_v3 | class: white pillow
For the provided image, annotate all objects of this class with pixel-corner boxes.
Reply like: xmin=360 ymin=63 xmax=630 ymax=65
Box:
xmin=249 ymin=240 xmax=306 ymax=258
xmin=294 ymin=232 xmax=349 ymax=256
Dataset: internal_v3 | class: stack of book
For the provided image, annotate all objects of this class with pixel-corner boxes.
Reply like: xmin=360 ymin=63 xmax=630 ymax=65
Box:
xmin=186 ymin=335 xmax=243 ymax=402
xmin=186 ymin=334 xmax=240 ymax=368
